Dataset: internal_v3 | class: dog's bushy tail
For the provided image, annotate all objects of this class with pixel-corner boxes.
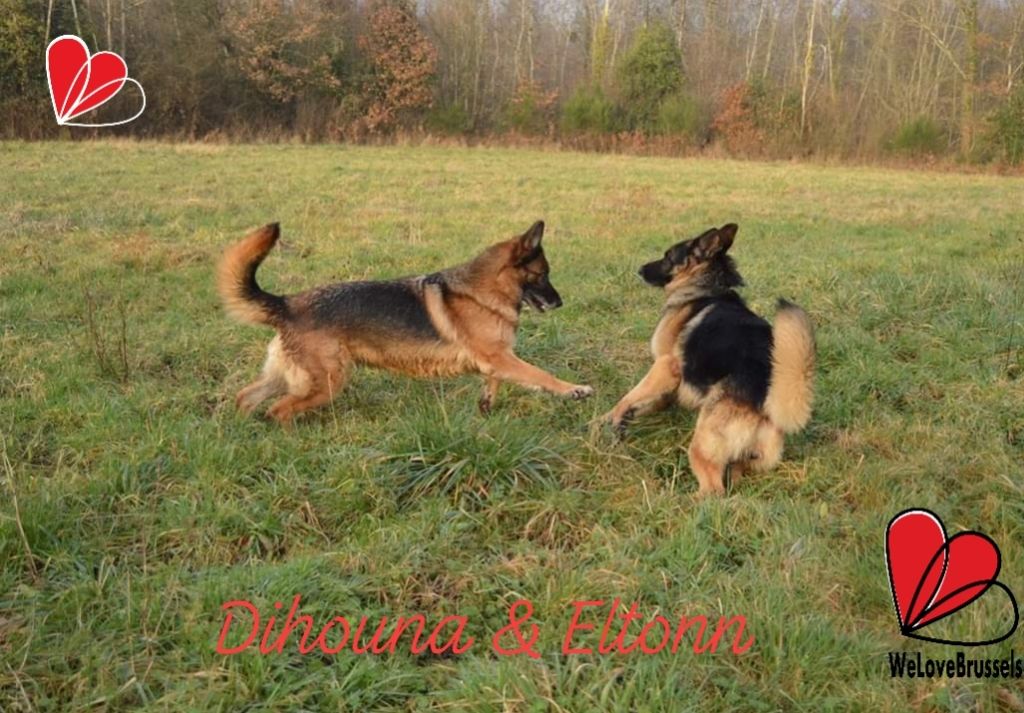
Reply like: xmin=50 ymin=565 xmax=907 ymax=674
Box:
xmin=764 ymin=299 xmax=815 ymax=433
xmin=217 ymin=223 xmax=288 ymax=327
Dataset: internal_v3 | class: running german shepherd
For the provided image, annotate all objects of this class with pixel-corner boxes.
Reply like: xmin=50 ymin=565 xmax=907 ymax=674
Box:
xmin=218 ymin=221 xmax=593 ymax=425
xmin=605 ymin=224 xmax=815 ymax=496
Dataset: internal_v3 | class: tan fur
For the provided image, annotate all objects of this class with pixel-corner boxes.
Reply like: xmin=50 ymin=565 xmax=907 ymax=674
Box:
xmin=690 ymin=399 xmax=787 ymax=495
xmin=220 ymin=223 xmax=592 ymax=425
xmin=764 ymin=304 xmax=815 ymax=433
xmin=217 ymin=225 xmax=280 ymax=325
xmin=649 ymin=305 xmax=695 ymax=359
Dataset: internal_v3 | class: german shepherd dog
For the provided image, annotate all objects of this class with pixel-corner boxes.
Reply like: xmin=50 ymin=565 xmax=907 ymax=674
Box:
xmin=605 ymin=224 xmax=815 ymax=496
xmin=218 ymin=221 xmax=593 ymax=425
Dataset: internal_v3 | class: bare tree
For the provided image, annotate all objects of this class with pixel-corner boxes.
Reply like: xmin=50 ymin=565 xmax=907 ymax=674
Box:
xmin=800 ymin=0 xmax=818 ymax=135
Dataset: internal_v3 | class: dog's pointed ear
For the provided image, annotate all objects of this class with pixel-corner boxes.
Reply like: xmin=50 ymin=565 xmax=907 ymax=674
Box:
xmin=519 ymin=220 xmax=545 ymax=252
xmin=515 ymin=221 xmax=545 ymax=263
xmin=693 ymin=223 xmax=737 ymax=260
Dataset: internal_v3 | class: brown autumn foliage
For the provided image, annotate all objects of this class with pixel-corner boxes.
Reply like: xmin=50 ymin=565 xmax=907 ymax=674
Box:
xmin=711 ymin=82 xmax=765 ymax=156
xmin=356 ymin=0 xmax=438 ymax=134
xmin=223 ymin=0 xmax=342 ymax=104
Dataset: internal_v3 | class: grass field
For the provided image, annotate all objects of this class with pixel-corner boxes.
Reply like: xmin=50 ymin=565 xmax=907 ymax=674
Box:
xmin=1 ymin=140 xmax=1023 ymax=711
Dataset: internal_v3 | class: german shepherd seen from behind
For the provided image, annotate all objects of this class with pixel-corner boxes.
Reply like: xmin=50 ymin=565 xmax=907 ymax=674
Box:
xmin=218 ymin=221 xmax=593 ymax=425
xmin=605 ymin=224 xmax=815 ymax=496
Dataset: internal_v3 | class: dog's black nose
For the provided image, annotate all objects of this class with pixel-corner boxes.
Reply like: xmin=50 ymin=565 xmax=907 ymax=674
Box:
xmin=637 ymin=267 xmax=645 ymax=277
xmin=552 ymin=296 xmax=563 ymax=309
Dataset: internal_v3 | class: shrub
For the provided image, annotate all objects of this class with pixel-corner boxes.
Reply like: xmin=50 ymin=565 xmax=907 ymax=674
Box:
xmin=560 ymin=85 xmax=622 ymax=134
xmin=711 ymin=80 xmax=804 ymax=155
xmin=616 ymin=23 xmax=683 ymax=132
xmin=711 ymin=82 xmax=764 ymax=154
xmin=425 ymin=103 xmax=473 ymax=135
xmin=986 ymin=87 xmax=1024 ymax=165
xmin=887 ymin=117 xmax=947 ymax=157
xmin=655 ymin=92 xmax=706 ymax=140
xmin=501 ymin=81 xmax=557 ymax=135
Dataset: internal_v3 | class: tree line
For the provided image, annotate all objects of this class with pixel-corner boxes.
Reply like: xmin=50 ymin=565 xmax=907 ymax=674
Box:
xmin=2 ymin=0 xmax=1023 ymax=164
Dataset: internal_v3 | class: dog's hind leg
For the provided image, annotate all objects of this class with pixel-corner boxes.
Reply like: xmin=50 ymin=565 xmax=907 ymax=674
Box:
xmin=237 ymin=375 xmax=286 ymax=414
xmin=689 ymin=399 xmax=760 ymax=496
xmin=266 ymin=336 xmax=350 ymax=426
xmin=236 ymin=336 xmax=288 ymax=415
xmin=726 ymin=423 xmax=783 ymax=489
xmin=748 ymin=421 xmax=784 ymax=473
xmin=689 ymin=442 xmax=726 ymax=497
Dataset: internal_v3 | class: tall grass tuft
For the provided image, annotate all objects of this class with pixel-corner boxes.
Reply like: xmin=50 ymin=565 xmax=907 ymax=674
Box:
xmin=376 ymin=408 xmax=565 ymax=508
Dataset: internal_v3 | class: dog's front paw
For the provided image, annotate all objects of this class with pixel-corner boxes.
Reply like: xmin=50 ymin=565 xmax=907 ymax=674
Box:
xmin=567 ymin=384 xmax=594 ymax=400
xmin=606 ymin=407 xmax=634 ymax=439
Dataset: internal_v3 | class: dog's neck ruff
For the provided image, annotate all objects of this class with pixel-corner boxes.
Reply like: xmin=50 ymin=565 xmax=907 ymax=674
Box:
xmin=662 ymin=261 xmax=744 ymax=312
xmin=664 ymin=286 xmax=704 ymax=310
xmin=662 ymin=282 xmax=725 ymax=311
xmin=428 ymin=273 xmax=520 ymax=326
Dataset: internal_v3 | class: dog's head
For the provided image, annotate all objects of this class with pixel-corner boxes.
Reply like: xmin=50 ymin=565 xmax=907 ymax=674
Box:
xmin=509 ymin=220 xmax=562 ymax=312
xmin=639 ymin=223 xmax=743 ymax=292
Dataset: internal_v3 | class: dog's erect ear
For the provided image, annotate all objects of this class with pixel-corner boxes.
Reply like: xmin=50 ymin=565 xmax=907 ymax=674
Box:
xmin=519 ymin=220 xmax=545 ymax=251
xmin=515 ymin=220 xmax=545 ymax=262
xmin=717 ymin=223 xmax=738 ymax=248
xmin=693 ymin=223 xmax=737 ymax=260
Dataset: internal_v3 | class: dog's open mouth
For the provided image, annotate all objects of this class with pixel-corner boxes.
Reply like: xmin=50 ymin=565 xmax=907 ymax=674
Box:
xmin=523 ymin=289 xmax=561 ymax=312
xmin=524 ymin=292 xmax=550 ymax=311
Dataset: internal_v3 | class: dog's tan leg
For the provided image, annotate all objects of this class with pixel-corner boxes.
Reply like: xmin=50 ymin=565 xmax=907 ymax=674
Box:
xmin=726 ymin=459 xmax=751 ymax=491
xmin=748 ymin=421 xmax=784 ymax=472
xmin=236 ymin=376 xmax=285 ymax=415
xmin=267 ymin=368 xmax=347 ymax=426
xmin=605 ymin=355 xmax=681 ymax=433
xmin=689 ymin=399 xmax=762 ymax=496
xmin=479 ymin=376 xmax=501 ymax=415
xmin=267 ymin=389 xmax=339 ymax=426
xmin=726 ymin=428 xmax=779 ymax=489
xmin=689 ymin=401 xmax=728 ymax=496
xmin=689 ymin=441 xmax=726 ymax=497
xmin=481 ymin=353 xmax=592 ymax=399
xmin=267 ymin=338 xmax=350 ymax=426
xmin=236 ymin=336 xmax=288 ymax=415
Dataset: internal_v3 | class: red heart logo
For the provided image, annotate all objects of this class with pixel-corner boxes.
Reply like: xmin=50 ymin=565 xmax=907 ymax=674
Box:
xmin=46 ymin=35 xmax=145 ymax=126
xmin=885 ymin=509 xmax=1018 ymax=646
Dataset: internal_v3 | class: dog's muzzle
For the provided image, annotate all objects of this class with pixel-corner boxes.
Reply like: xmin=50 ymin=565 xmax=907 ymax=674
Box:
xmin=639 ymin=261 xmax=671 ymax=287
xmin=523 ymin=281 xmax=563 ymax=312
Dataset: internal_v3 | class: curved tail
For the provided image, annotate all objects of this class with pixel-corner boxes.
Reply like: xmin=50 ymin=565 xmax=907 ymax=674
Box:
xmin=217 ymin=223 xmax=288 ymax=327
xmin=764 ymin=299 xmax=815 ymax=433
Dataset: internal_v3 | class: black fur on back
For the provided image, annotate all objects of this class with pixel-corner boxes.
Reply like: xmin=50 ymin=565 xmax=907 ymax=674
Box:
xmin=682 ymin=291 xmax=772 ymax=409
xmin=305 ymin=280 xmax=441 ymax=340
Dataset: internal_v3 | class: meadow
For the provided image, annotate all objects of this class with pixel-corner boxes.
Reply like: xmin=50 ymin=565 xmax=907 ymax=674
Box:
xmin=1 ymin=141 xmax=1023 ymax=711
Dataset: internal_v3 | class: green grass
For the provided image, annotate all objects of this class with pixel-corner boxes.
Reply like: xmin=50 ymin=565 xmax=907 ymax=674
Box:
xmin=1 ymin=140 xmax=1023 ymax=711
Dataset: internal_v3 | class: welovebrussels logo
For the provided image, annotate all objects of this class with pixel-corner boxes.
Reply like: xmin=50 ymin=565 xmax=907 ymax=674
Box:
xmin=886 ymin=508 xmax=1019 ymax=647
xmin=46 ymin=34 xmax=146 ymax=127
